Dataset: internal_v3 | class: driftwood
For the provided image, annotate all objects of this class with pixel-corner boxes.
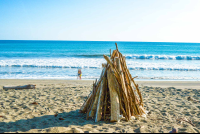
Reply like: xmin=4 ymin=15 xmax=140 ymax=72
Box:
xmin=3 ymin=84 xmax=36 ymax=90
xmin=107 ymin=68 xmax=121 ymax=122
xmin=95 ymin=76 xmax=106 ymax=122
xmin=176 ymin=116 xmax=196 ymax=127
xmin=80 ymin=92 xmax=92 ymax=113
xmin=80 ymin=43 xmax=146 ymax=122
xmin=187 ymin=96 xmax=200 ymax=103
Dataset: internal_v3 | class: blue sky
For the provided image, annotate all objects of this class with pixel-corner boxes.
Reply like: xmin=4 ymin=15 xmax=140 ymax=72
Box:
xmin=0 ymin=0 xmax=200 ymax=42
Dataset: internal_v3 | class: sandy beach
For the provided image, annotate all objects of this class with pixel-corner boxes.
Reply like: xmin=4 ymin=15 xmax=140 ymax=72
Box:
xmin=0 ymin=79 xmax=199 ymax=133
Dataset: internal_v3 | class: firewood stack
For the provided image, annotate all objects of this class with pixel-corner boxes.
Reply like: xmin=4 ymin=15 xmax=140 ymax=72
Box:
xmin=79 ymin=43 xmax=147 ymax=122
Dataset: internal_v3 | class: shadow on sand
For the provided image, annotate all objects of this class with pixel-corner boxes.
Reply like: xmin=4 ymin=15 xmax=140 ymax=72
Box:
xmin=0 ymin=110 xmax=110 ymax=133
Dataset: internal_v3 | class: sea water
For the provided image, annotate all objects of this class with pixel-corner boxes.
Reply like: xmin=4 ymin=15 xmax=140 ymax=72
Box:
xmin=0 ymin=40 xmax=199 ymax=80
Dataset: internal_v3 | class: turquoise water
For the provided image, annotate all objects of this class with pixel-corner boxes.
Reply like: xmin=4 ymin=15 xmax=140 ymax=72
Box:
xmin=0 ymin=40 xmax=200 ymax=80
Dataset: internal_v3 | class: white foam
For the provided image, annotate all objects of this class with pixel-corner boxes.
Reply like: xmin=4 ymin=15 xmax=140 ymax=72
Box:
xmin=126 ymin=60 xmax=200 ymax=71
xmin=0 ymin=58 xmax=105 ymax=69
xmin=0 ymin=58 xmax=199 ymax=71
xmin=125 ymin=55 xmax=200 ymax=60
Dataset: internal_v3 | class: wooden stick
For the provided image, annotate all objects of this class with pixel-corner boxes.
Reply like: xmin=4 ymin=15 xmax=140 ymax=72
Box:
xmin=115 ymin=57 xmax=131 ymax=120
xmin=121 ymin=56 xmax=143 ymax=105
xmin=119 ymin=62 xmax=135 ymax=116
xmin=107 ymin=68 xmax=121 ymax=122
xmin=95 ymin=75 xmax=106 ymax=122
xmin=117 ymin=54 xmax=142 ymax=114
xmin=89 ymin=67 xmax=106 ymax=117
xmin=94 ymin=65 xmax=108 ymax=92
xmin=113 ymin=58 xmax=129 ymax=120
xmin=79 ymin=92 xmax=92 ymax=113
xmin=136 ymin=84 xmax=143 ymax=106
xmin=103 ymin=55 xmax=121 ymax=85
xmin=115 ymin=42 xmax=118 ymax=50
xmin=86 ymin=83 xmax=95 ymax=119
xmin=95 ymin=80 xmax=103 ymax=122
xmin=111 ymin=50 xmax=117 ymax=58
xmin=88 ymin=66 xmax=107 ymax=118
xmin=103 ymin=86 xmax=108 ymax=121
xmin=121 ymin=56 xmax=142 ymax=113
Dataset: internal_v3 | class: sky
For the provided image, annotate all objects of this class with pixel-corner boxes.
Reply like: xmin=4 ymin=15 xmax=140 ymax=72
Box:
xmin=0 ymin=0 xmax=200 ymax=42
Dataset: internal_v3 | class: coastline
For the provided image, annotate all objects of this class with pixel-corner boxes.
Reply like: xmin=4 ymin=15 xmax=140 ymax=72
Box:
xmin=0 ymin=79 xmax=199 ymax=133
xmin=1 ymin=79 xmax=200 ymax=89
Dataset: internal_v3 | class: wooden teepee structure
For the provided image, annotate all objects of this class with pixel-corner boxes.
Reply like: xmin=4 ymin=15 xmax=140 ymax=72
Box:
xmin=79 ymin=43 xmax=146 ymax=122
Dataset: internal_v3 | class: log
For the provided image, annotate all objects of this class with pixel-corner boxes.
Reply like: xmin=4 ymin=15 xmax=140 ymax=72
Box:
xmin=95 ymin=75 xmax=106 ymax=122
xmin=107 ymin=68 xmax=120 ymax=122
xmin=115 ymin=57 xmax=131 ymax=120
xmin=3 ymin=84 xmax=36 ymax=90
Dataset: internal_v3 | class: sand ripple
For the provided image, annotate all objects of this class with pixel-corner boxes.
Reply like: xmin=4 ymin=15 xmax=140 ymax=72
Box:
xmin=0 ymin=80 xmax=199 ymax=133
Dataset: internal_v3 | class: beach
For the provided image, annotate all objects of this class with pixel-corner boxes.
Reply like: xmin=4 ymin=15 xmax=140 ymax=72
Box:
xmin=1 ymin=0 xmax=200 ymax=133
xmin=0 ymin=79 xmax=199 ymax=133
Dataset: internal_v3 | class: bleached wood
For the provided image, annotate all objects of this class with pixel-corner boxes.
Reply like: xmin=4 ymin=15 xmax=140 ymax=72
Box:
xmin=107 ymin=68 xmax=120 ymax=122
xmin=82 ymin=43 xmax=146 ymax=122
xmin=3 ymin=84 xmax=36 ymax=90
xmin=95 ymin=83 xmax=103 ymax=122
xmin=120 ymin=55 xmax=144 ymax=115
xmin=89 ymin=67 xmax=106 ymax=117
xmin=95 ymin=76 xmax=106 ymax=122
xmin=80 ymin=92 xmax=92 ymax=113
xmin=89 ymin=83 xmax=100 ymax=117
xmin=115 ymin=57 xmax=131 ymax=120
xmin=86 ymin=83 xmax=96 ymax=119
xmin=103 ymin=55 xmax=121 ymax=85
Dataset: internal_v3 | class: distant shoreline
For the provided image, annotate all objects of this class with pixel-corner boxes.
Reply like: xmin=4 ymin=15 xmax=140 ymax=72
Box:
xmin=0 ymin=79 xmax=199 ymax=89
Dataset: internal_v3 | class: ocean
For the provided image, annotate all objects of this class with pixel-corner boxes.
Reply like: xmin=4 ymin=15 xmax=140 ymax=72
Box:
xmin=0 ymin=40 xmax=200 ymax=80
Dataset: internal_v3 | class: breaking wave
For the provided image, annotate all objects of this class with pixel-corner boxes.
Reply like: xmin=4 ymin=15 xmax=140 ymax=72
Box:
xmin=73 ymin=54 xmax=200 ymax=60
xmin=125 ymin=55 xmax=200 ymax=60
xmin=0 ymin=65 xmax=199 ymax=71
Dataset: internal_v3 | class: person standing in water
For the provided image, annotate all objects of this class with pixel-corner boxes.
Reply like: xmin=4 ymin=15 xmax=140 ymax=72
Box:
xmin=77 ymin=69 xmax=82 ymax=80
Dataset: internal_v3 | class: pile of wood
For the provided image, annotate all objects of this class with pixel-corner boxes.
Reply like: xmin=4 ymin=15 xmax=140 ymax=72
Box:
xmin=79 ymin=43 xmax=146 ymax=122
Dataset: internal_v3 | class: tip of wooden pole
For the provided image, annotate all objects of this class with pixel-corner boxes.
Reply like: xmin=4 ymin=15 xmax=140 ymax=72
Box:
xmin=115 ymin=43 xmax=118 ymax=50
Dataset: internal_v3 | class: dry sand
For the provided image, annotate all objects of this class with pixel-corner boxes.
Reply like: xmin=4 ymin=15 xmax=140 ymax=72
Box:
xmin=0 ymin=79 xmax=199 ymax=133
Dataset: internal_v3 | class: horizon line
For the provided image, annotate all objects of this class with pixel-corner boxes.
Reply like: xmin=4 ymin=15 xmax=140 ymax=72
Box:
xmin=0 ymin=40 xmax=200 ymax=43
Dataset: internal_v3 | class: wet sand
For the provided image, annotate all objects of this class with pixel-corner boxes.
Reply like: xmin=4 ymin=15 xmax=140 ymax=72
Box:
xmin=0 ymin=79 xmax=199 ymax=133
